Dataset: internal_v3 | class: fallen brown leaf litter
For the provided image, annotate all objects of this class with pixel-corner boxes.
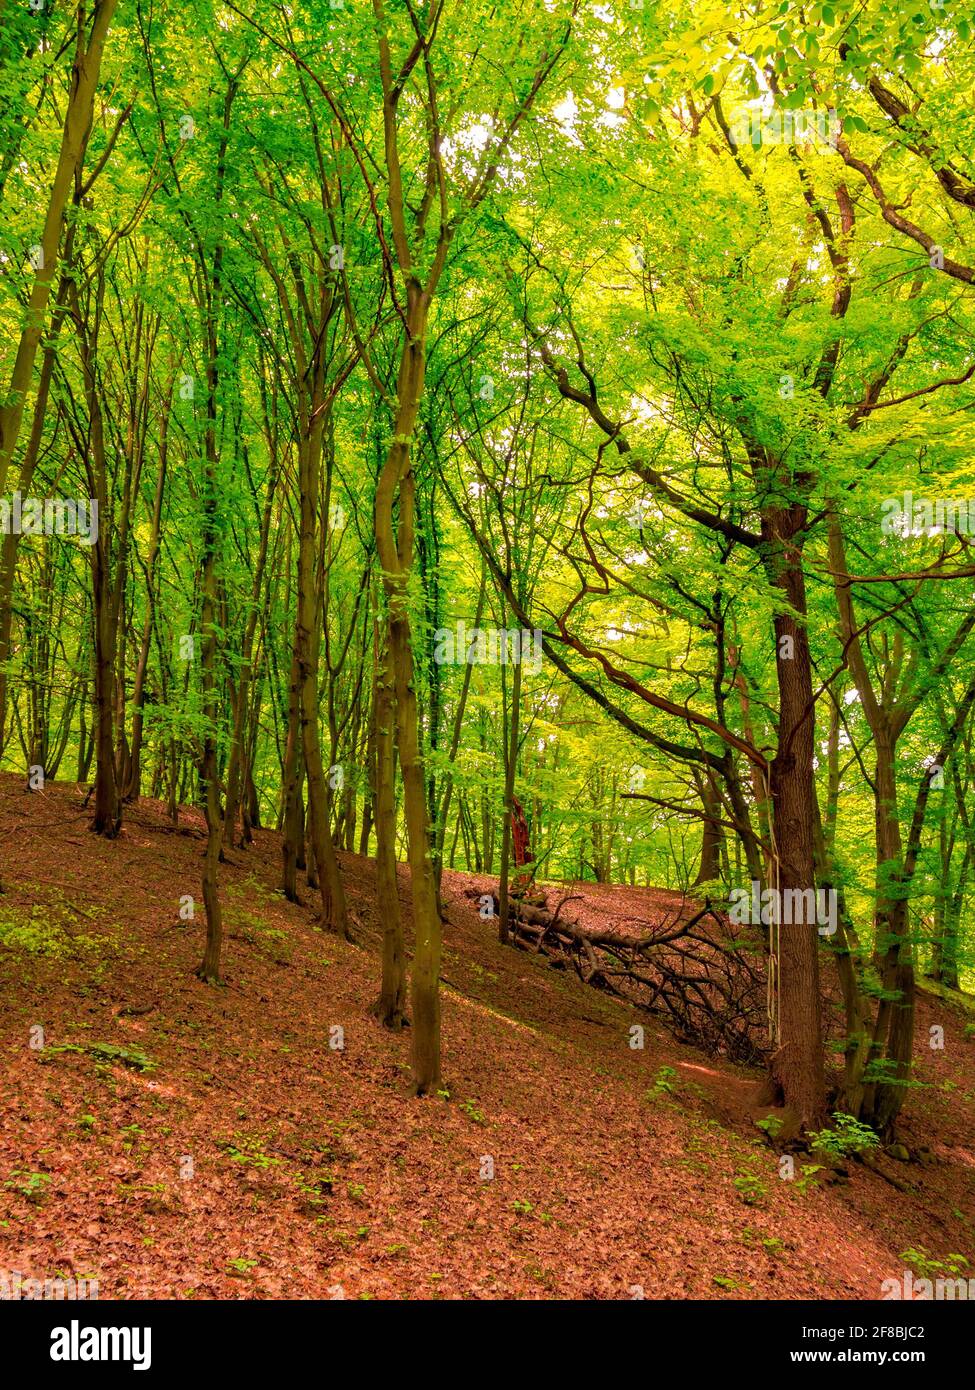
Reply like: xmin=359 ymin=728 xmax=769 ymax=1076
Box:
xmin=0 ymin=776 xmax=972 ymax=1299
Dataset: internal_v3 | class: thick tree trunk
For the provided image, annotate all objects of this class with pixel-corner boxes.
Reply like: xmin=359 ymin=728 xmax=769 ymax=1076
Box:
xmin=693 ymin=770 xmax=724 ymax=886
xmin=762 ymin=508 xmax=826 ymax=1125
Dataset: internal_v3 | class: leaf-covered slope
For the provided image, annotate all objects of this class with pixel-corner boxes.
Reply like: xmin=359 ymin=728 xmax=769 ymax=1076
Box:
xmin=0 ymin=776 xmax=971 ymax=1299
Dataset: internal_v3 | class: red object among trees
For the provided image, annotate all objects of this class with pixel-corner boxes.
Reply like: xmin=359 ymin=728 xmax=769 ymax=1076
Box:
xmin=511 ymin=795 xmax=533 ymax=868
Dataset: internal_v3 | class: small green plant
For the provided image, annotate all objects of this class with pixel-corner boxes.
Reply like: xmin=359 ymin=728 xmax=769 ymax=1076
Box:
xmin=226 ymin=1258 xmax=258 ymax=1275
xmin=459 ymin=1098 xmax=486 ymax=1126
xmin=0 ymin=905 xmax=102 ymax=958
xmin=42 ymin=1041 xmax=156 ymax=1073
xmin=808 ymin=1112 xmax=880 ymax=1162
xmin=5 ymin=1168 xmax=52 ymax=1204
xmin=756 ymin=1115 xmax=783 ymax=1141
xmin=733 ymin=1170 xmax=767 ymax=1206
xmin=646 ymin=1065 xmax=678 ymax=1101
xmin=295 ymin=1172 xmax=334 ymax=1210
xmin=900 ymin=1247 xmax=970 ymax=1280
xmin=793 ymin=1163 xmax=824 ymax=1195
xmin=221 ymin=1135 xmax=280 ymax=1171
xmin=511 ymin=1198 xmax=534 ymax=1215
xmin=92 ymin=1042 xmax=156 ymax=1072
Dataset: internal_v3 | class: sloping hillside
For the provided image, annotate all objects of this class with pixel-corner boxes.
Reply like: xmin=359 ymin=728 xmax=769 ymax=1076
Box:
xmin=1 ymin=776 xmax=972 ymax=1299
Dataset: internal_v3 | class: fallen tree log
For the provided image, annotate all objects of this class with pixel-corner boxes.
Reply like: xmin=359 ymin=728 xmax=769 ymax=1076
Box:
xmin=466 ymin=886 xmax=768 ymax=1064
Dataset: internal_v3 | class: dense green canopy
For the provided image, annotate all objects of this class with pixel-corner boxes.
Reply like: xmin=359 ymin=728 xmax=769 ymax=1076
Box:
xmin=1 ymin=0 xmax=974 ymax=1120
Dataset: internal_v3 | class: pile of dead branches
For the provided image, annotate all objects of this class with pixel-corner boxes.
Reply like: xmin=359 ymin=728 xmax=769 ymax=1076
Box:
xmin=472 ymin=887 xmax=768 ymax=1064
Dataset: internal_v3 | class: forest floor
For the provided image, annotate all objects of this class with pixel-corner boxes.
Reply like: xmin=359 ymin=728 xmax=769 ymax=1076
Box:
xmin=1 ymin=773 xmax=973 ymax=1300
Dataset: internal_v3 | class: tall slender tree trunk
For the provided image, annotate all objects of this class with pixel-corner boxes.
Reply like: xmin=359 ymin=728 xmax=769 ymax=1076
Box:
xmin=196 ymin=347 xmax=224 ymax=980
xmin=498 ymin=634 xmax=523 ymax=945
xmin=860 ymin=732 xmax=914 ymax=1132
xmin=197 ymin=499 xmax=225 ymax=983
xmin=295 ymin=407 xmax=349 ymax=938
xmin=0 ymin=262 xmax=72 ymax=757
xmin=124 ymin=387 xmax=170 ymax=801
xmin=281 ymin=643 xmax=303 ymax=903
xmin=0 ymin=0 xmax=118 ymax=493
xmin=371 ymin=617 xmax=407 ymax=1028
xmin=374 ymin=286 xmax=443 ymax=1094
xmin=69 ymin=269 xmax=121 ymax=838
xmin=223 ymin=449 xmax=276 ymax=848
xmin=196 ymin=65 xmax=247 ymax=983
